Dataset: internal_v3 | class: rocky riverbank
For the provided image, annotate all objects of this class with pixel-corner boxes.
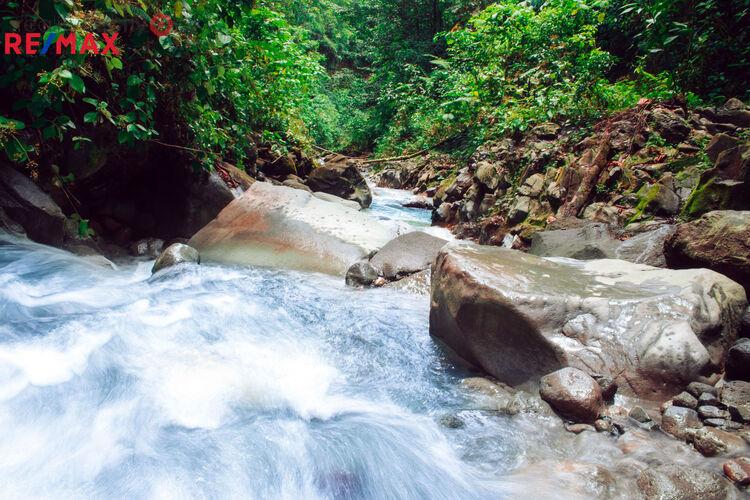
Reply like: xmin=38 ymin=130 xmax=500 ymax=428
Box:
xmin=2 ymin=99 xmax=750 ymax=497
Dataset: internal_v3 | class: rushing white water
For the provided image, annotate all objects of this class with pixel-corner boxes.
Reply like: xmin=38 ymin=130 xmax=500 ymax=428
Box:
xmin=0 ymin=188 xmax=708 ymax=499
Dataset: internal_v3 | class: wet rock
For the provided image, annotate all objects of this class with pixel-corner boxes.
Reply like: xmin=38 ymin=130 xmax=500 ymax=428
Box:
xmin=629 ymin=406 xmax=651 ymax=424
xmin=130 ymin=237 xmax=164 ymax=258
xmin=726 ymin=338 xmax=750 ymax=381
xmin=529 ymin=223 xmax=618 ymax=260
xmin=189 ymin=183 xmax=397 ymax=275
xmin=439 ymin=414 xmax=465 ymax=429
xmin=688 ymin=381 xmax=718 ymax=398
xmin=699 ymin=406 xmax=731 ymax=420
xmin=0 ymin=164 xmax=67 ymax=246
xmin=704 ymin=418 xmax=728 ymax=427
xmin=650 ymin=108 xmax=691 ymax=143
xmin=721 ymin=380 xmax=750 ymax=423
xmin=594 ymin=418 xmax=613 ymax=433
xmin=369 ymin=232 xmax=447 ymax=280
xmin=540 ymin=367 xmax=604 ymax=423
xmin=312 ymin=191 xmax=362 ymax=211
xmin=383 ymin=269 xmax=431 ymax=295
xmin=693 ymin=427 xmax=749 ymax=457
xmin=723 ymin=457 xmax=750 ymax=486
xmin=661 ymin=406 xmax=702 ymax=439
xmin=637 ymin=464 xmax=733 ymax=500
xmin=672 ymin=391 xmax=698 ymax=409
xmin=345 ymin=260 xmax=379 ymax=287
xmin=666 ymin=211 xmax=750 ymax=292
xmin=595 ymin=376 xmax=618 ymax=403
xmin=565 ymin=423 xmax=596 ymax=434
xmin=152 ymin=243 xmax=200 ymax=273
xmin=699 ymin=392 xmax=720 ymax=406
xmin=429 ymin=242 xmax=747 ymax=399
xmin=306 ymin=162 xmax=373 ymax=208
xmin=182 ymin=169 xmax=240 ymax=237
xmin=402 ymin=196 xmax=433 ymax=209
xmin=615 ymin=224 xmax=676 ymax=268
xmin=282 ymin=178 xmax=312 ymax=192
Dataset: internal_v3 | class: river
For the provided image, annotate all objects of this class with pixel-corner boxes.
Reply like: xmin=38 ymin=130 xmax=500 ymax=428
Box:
xmin=0 ymin=186 xmax=704 ymax=499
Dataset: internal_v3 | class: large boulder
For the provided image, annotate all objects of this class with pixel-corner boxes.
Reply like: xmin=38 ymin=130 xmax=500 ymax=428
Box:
xmin=189 ymin=183 xmax=397 ymax=275
xmin=306 ymin=161 xmax=372 ymax=208
xmin=539 ymin=367 xmax=604 ymax=423
xmin=429 ymin=242 xmax=747 ymax=399
xmin=0 ymin=164 xmax=67 ymax=245
xmin=369 ymin=231 xmax=447 ymax=280
xmin=665 ymin=211 xmax=750 ymax=293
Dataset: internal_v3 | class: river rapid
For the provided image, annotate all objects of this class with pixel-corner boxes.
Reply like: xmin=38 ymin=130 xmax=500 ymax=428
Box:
xmin=0 ymin=186 xmax=707 ymax=499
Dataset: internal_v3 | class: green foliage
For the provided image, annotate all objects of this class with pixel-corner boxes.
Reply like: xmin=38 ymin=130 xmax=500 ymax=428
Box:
xmin=612 ymin=0 xmax=750 ymax=100
xmin=0 ymin=0 xmax=329 ymax=168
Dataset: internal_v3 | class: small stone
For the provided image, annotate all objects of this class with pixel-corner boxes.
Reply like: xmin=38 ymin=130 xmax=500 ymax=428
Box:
xmin=539 ymin=367 xmax=604 ymax=423
xmin=699 ymin=406 xmax=731 ymax=420
xmin=724 ymin=457 xmax=750 ymax=486
xmin=566 ymin=423 xmax=595 ymax=434
xmin=661 ymin=406 xmax=702 ymax=440
xmin=595 ymin=376 xmax=618 ymax=403
xmin=723 ymin=420 xmax=743 ymax=431
xmin=704 ymin=418 xmax=727 ymax=427
xmin=726 ymin=338 xmax=750 ymax=381
xmin=672 ymin=391 xmax=698 ymax=409
xmin=687 ymin=382 xmax=718 ymax=398
xmin=439 ymin=414 xmax=465 ymax=429
xmin=629 ymin=406 xmax=651 ymax=423
xmin=345 ymin=260 xmax=379 ymax=287
xmin=594 ymin=418 xmax=613 ymax=433
xmin=372 ymin=277 xmax=387 ymax=287
xmin=698 ymin=392 xmax=720 ymax=406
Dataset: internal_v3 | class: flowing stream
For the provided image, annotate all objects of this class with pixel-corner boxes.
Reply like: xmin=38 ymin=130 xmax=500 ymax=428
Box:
xmin=0 ymin=187 xmax=704 ymax=499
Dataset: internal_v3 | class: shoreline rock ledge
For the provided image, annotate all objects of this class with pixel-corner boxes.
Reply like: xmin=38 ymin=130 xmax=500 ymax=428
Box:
xmin=429 ymin=241 xmax=748 ymax=399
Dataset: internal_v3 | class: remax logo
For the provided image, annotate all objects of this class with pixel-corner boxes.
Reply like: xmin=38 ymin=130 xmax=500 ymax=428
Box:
xmin=3 ymin=32 xmax=120 ymax=56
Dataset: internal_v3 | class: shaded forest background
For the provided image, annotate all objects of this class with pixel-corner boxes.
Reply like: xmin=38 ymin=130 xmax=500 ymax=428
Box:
xmin=1 ymin=0 xmax=749 ymax=174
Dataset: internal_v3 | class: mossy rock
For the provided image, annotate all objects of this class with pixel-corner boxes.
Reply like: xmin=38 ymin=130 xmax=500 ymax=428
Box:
xmin=682 ymin=177 xmax=733 ymax=219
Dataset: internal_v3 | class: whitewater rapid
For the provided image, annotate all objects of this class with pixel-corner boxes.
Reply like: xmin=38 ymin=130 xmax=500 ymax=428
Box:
xmin=0 ymin=187 xmax=707 ymax=499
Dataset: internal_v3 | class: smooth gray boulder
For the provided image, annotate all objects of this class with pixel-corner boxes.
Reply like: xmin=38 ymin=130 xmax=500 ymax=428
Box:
xmin=530 ymin=222 xmax=675 ymax=267
xmin=429 ymin=242 xmax=748 ymax=399
xmin=0 ymin=164 xmax=67 ymax=245
xmin=345 ymin=260 xmax=379 ymax=286
xmin=152 ymin=243 xmax=200 ymax=273
xmin=369 ymin=231 xmax=447 ymax=280
xmin=530 ymin=224 xmax=619 ymax=260
xmin=189 ymin=183 xmax=397 ymax=276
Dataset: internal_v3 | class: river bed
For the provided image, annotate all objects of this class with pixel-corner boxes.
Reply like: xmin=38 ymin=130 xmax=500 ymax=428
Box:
xmin=0 ymin=187 xmax=708 ymax=499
